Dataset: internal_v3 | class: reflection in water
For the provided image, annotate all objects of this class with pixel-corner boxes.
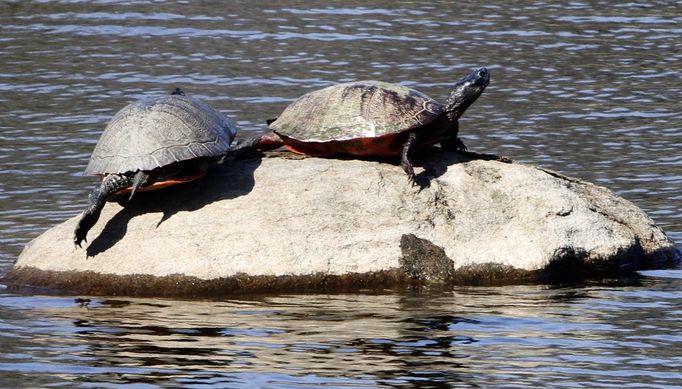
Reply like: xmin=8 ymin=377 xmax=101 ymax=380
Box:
xmin=0 ymin=1 xmax=680 ymax=387
xmin=1 ymin=277 xmax=681 ymax=387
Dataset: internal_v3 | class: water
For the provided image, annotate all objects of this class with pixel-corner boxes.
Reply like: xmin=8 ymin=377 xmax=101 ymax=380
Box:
xmin=1 ymin=278 xmax=682 ymax=387
xmin=0 ymin=0 xmax=680 ymax=386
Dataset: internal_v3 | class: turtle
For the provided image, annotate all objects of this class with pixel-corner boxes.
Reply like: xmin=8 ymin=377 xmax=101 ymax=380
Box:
xmin=73 ymin=88 xmax=236 ymax=247
xmin=243 ymin=67 xmax=490 ymax=182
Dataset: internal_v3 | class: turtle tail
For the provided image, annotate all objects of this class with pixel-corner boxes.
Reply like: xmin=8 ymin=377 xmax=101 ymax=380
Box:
xmin=73 ymin=174 xmax=134 ymax=248
xmin=128 ymin=170 xmax=151 ymax=200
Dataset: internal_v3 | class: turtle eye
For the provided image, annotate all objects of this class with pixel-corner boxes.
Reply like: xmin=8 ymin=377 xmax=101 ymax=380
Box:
xmin=477 ymin=70 xmax=487 ymax=78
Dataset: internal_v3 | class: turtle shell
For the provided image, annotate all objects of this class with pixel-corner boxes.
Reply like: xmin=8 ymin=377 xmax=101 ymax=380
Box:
xmin=85 ymin=94 xmax=236 ymax=175
xmin=270 ymin=81 xmax=443 ymax=144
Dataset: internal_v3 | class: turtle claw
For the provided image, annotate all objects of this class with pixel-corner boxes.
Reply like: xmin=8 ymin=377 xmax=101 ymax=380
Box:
xmin=74 ymin=227 xmax=87 ymax=248
xmin=408 ymin=174 xmax=417 ymax=187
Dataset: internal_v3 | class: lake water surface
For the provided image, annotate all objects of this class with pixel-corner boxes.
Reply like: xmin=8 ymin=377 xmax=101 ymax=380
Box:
xmin=1 ymin=0 xmax=680 ymax=387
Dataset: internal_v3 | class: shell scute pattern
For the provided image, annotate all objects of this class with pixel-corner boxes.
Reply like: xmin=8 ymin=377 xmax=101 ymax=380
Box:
xmin=85 ymin=95 xmax=235 ymax=175
xmin=270 ymin=81 xmax=442 ymax=142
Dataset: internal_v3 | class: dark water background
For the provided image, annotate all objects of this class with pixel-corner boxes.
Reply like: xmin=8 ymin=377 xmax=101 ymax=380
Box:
xmin=0 ymin=1 xmax=680 ymax=387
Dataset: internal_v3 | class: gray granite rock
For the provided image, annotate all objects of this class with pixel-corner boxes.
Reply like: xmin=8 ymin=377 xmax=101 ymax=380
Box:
xmin=4 ymin=150 xmax=679 ymax=296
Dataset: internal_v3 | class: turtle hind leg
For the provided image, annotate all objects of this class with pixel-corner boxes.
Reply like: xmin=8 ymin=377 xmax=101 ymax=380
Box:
xmin=401 ymin=132 xmax=418 ymax=185
xmin=73 ymin=174 xmax=134 ymax=248
xmin=227 ymin=132 xmax=285 ymax=160
xmin=245 ymin=131 xmax=284 ymax=151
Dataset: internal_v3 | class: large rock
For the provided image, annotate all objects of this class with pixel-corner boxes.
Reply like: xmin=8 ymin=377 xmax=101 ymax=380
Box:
xmin=4 ymin=150 xmax=679 ymax=296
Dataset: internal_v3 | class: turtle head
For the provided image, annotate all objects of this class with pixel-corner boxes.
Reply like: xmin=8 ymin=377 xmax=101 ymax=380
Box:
xmin=444 ymin=67 xmax=489 ymax=122
xmin=171 ymin=87 xmax=186 ymax=96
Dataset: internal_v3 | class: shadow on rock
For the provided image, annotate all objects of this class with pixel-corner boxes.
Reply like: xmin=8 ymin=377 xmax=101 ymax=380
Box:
xmin=86 ymin=157 xmax=262 ymax=257
xmin=414 ymin=148 xmax=513 ymax=189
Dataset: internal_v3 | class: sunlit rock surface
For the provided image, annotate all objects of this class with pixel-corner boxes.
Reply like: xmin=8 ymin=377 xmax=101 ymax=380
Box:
xmin=5 ymin=150 xmax=679 ymax=296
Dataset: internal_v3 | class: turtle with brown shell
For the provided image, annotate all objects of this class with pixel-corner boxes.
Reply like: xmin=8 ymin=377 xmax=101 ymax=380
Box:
xmin=243 ymin=67 xmax=490 ymax=182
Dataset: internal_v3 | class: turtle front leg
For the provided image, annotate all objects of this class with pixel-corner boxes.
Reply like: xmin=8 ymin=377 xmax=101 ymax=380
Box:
xmin=440 ymin=131 xmax=467 ymax=152
xmin=401 ymin=132 xmax=418 ymax=185
xmin=73 ymin=174 xmax=134 ymax=248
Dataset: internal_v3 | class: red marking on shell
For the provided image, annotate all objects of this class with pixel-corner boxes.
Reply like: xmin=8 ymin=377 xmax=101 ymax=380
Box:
xmin=280 ymin=130 xmax=411 ymax=157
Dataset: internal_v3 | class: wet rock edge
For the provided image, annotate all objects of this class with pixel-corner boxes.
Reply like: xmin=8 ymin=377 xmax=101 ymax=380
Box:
xmin=3 ymin=243 xmax=678 ymax=297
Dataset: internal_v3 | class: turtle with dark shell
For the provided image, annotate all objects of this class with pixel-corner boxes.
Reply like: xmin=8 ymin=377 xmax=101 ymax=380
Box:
xmin=73 ymin=88 xmax=236 ymax=247
xmin=244 ymin=67 xmax=490 ymax=182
